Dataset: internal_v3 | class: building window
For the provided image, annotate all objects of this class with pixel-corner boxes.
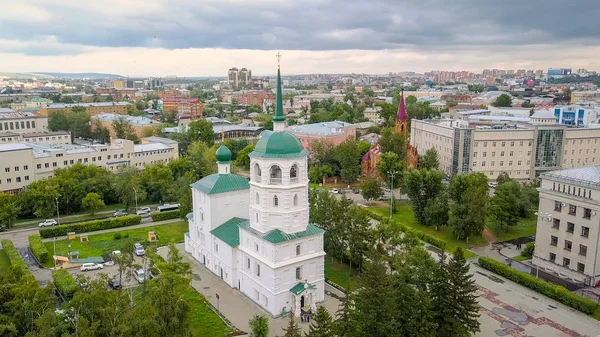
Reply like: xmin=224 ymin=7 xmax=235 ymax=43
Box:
xmin=4 ymin=168 xmax=8 ymax=173
xmin=552 ymin=219 xmax=560 ymax=229
xmin=564 ymin=240 xmax=572 ymax=251
xmin=290 ymin=164 xmax=298 ymax=181
xmin=295 ymin=267 xmax=301 ymax=280
xmin=549 ymin=252 xmax=556 ymax=262
xmin=269 ymin=165 xmax=282 ymax=184
xmin=583 ymin=208 xmax=592 ymax=219
xmin=563 ymin=257 xmax=570 ymax=267
xmin=492 ymin=142 xmax=496 ymax=147
xmin=550 ymin=236 xmax=558 ymax=246
xmin=23 ymin=165 xmax=28 ymax=170
xmin=579 ymin=244 xmax=587 ymax=256
xmin=45 ymin=163 xmax=49 ymax=168
xmin=255 ymin=243 xmax=259 ymax=252
xmin=6 ymin=178 xmax=11 ymax=183
xmin=14 ymin=166 xmax=19 ymax=172
xmin=582 ymin=226 xmax=590 ymax=238
xmin=24 ymin=176 xmax=29 ymax=181
xmin=567 ymin=222 xmax=574 ymax=233
xmin=483 ymin=152 xmax=487 ymax=157
xmin=296 ymin=245 xmax=301 ymax=256
xmin=256 ymin=263 xmax=261 ymax=277
xmin=37 ymin=164 xmax=41 ymax=169
xmin=53 ymin=162 xmax=57 ymax=167
xmin=577 ymin=263 xmax=585 ymax=273
xmin=246 ymin=258 xmax=250 ymax=269
xmin=473 ymin=152 xmax=477 ymax=157
xmin=568 ymin=204 xmax=577 ymax=215
xmin=16 ymin=177 xmax=21 ymax=183
xmin=554 ymin=201 xmax=562 ymax=212
xmin=273 ymin=195 xmax=279 ymax=207
xmin=293 ymin=194 xmax=298 ymax=206
xmin=214 ymin=243 xmax=218 ymax=253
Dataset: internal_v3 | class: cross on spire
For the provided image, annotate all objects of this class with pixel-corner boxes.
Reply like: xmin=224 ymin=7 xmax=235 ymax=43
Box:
xmin=276 ymin=51 xmax=282 ymax=68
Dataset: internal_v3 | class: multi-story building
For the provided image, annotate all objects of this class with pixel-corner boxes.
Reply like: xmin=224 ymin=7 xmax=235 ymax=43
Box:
xmin=552 ymin=105 xmax=600 ymax=126
xmin=0 ymin=109 xmax=49 ymax=134
xmin=39 ymin=102 xmax=130 ymax=116
xmin=0 ymin=137 xmax=178 ymax=194
xmin=237 ymin=90 xmax=274 ymax=107
xmin=162 ymin=97 xmax=203 ymax=120
xmin=410 ymin=111 xmax=600 ymax=180
xmin=0 ymin=131 xmax=71 ymax=145
xmin=228 ymin=68 xmax=239 ymax=88
xmin=570 ymin=91 xmax=600 ymax=105
xmin=228 ymin=67 xmax=252 ymax=88
xmin=95 ymin=88 xmax=139 ymax=101
xmin=287 ymin=121 xmax=356 ymax=150
xmin=532 ymin=166 xmax=600 ymax=286
xmin=10 ymin=97 xmax=53 ymax=111
xmin=92 ymin=113 xmax=162 ymax=139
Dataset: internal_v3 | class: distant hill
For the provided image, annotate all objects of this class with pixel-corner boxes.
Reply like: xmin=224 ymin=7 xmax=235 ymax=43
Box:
xmin=34 ymin=72 xmax=126 ymax=79
xmin=0 ymin=72 xmax=54 ymax=79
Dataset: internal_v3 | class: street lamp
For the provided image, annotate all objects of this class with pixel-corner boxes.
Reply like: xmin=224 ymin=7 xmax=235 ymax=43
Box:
xmin=388 ymin=170 xmax=399 ymax=220
xmin=54 ymin=197 xmax=60 ymax=268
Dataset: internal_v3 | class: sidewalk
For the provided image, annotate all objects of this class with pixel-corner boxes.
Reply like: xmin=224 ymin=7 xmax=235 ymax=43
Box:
xmin=159 ymin=244 xmax=344 ymax=337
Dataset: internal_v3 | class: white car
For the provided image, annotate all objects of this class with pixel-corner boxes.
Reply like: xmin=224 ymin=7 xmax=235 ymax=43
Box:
xmin=136 ymin=210 xmax=151 ymax=218
xmin=134 ymin=269 xmax=145 ymax=283
xmin=331 ymin=188 xmax=339 ymax=194
xmin=138 ymin=207 xmax=151 ymax=213
xmin=134 ymin=243 xmax=145 ymax=256
xmin=488 ymin=182 xmax=498 ymax=188
xmin=80 ymin=263 xmax=104 ymax=271
xmin=38 ymin=219 xmax=58 ymax=227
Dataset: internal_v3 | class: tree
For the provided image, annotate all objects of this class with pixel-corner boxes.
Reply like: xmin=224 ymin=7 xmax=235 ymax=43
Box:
xmin=235 ymin=143 xmax=255 ymax=169
xmin=446 ymin=98 xmax=459 ymax=107
xmin=81 ymin=192 xmax=105 ymax=215
xmin=261 ymin=115 xmax=273 ymax=131
xmin=249 ymin=315 xmax=269 ymax=337
xmin=91 ymin=120 xmax=111 ymax=143
xmin=0 ymin=193 xmax=19 ymax=229
xmin=376 ymin=152 xmax=404 ymax=188
xmin=48 ymin=110 xmax=69 ymax=131
xmin=334 ymin=287 xmax=356 ymax=337
xmin=306 ymin=306 xmax=334 ymax=337
xmin=405 ymin=95 xmax=418 ymax=104
xmin=360 ymin=176 xmax=383 ymax=203
xmin=141 ymin=163 xmax=175 ymax=203
xmin=282 ymin=313 xmax=302 ymax=337
xmin=420 ymin=148 xmax=439 ymax=170
xmin=16 ymin=179 xmax=61 ymax=218
xmin=187 ymin=119 xmax=215 ymax=146
xmin=489 ymin=180 xmax=523 ymax=232
xmin=402 ymin=168 xmax=445 ymax=226
xmin=424 ymin=191 xmax=449 ymax=231
xmin=446 ymin=248 xmax=481 ymax=336
xmin=496 ymin=171 xmax=511 ymax=185
xmin=113 ymin=166 xmax=145 ymax=210
xmin=378 ymin=127 xmax=406 ymax=158
xmin=112 ymin=117 xmax=139 ymax=142
xmin=467 ymin=84 xmax=484 ymax=93
xmin=334 ymin=138 xmax=361 ymax=184
xmin=187 ymin=141 xmax=217 ymax=179
xmin=69 ymin=107 xmax=92 ymax=139
xmin=448 ymin=173 xmax=489 ymax=241
xmin=492 ymin=93 xmax=513 ymax=107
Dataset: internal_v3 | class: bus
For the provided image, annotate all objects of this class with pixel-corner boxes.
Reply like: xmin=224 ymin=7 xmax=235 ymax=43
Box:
xmin=156 ymin=203 xmax=180 ymax=212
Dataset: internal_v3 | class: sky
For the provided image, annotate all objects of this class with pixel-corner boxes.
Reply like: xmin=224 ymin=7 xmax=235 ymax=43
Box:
xmin=2 ymin=0 xmax=600 ymax=77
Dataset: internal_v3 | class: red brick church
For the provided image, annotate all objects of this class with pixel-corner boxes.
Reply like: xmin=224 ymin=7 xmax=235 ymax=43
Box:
xmin=361 ymin=89 xmax=419 ymax=177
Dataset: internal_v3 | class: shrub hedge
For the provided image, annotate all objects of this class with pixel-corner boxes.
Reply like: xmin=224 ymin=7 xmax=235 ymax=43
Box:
xmin=365 ymin=209 xmax=447 ymax=250
xmin=151 ymin=210 xmax=180 ymax=222
xmin=39 ymin=215 xmax=142 ymax=238
xmin=28 ymin=234 xmax=49 ymax=263
xmin=0 ymin=239 xmax=35 ymax=280
xmin=52 ymin=269 xmax=78 ymax=298
xmin=478 ymin=257 xmax=599 ymax=314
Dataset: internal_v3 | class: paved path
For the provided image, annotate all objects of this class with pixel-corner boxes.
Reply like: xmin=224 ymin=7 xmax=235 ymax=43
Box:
xmin=159 ymin=244 xmax=343 ymax=337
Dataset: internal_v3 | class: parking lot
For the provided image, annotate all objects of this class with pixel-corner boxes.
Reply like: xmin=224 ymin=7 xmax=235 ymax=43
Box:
xmin=66 ymin=255 xmax=150 ymax=289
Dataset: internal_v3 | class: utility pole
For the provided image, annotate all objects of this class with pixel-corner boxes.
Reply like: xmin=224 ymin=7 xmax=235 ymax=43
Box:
xmin=54 ymin=197 xmax=59 ymax=268
xmin=388 ymin=170 xmax=398 ymax=220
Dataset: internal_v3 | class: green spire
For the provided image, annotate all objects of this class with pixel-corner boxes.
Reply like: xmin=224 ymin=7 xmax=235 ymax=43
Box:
xmin=274 ymin=64 xmax=285 ymax=122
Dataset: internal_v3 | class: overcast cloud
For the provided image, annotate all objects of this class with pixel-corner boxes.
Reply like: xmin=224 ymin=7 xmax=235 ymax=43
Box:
xmin=1 ymin=0 xmax=599 ymax=76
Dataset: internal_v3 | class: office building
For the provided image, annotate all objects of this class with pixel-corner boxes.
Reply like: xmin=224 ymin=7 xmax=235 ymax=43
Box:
xmin=552 ymin=105 xmax=600 ymax=126
xmin=39 ymin=102 xmax=130 ymax=117
xmin=532 ymin=166 xmax=600 ymax=286
xmin=0 ymin=109 xmax=49 ymax=134
xmin=0 ymin=137 xmax=178 ymax=194
xmin=162 ymin=97 xmax=203 ymax=120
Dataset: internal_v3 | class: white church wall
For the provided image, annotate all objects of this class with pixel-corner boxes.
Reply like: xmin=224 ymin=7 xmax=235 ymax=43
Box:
xmin=207 ymin=236 xmax=235 ymax=287
xmin=206 ymin=190 xmax=249 ymax=231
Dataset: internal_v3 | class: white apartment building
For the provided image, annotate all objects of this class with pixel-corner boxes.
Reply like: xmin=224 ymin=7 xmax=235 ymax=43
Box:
xmin=532 ymin=166 xmax=600 ymax=286
xmin=410 ymin=115 xmax=600 ymax=180
xmin=0 ymin=137 xmax=178 ymax=193
xmin=0 ymin=109 xmax=49 ymax=133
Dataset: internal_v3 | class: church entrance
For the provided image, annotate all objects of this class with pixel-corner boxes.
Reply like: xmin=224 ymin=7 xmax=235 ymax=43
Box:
xmin=300 ymin=295 xmax=305 ymax=308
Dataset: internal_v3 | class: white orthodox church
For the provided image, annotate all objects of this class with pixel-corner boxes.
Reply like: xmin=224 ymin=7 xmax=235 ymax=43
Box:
xmin=184 ymin=63 xmax=326 ymax=317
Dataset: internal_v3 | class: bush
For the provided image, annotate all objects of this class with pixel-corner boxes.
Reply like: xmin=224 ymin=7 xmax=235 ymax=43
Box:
xmin=52 ymin=269 xmax=78 ymax=298
xmin=0 ymin=239 xmax=35 ymax=280
xmin=39 ymin=215 xmax=142 ymax=238
xmin=123 ymin=233 xmax=129 ymax=239
xmin=114 ymin=233 xmax=122 ymax=240
xmin=521 ymin=242 xmax=535 ymax=259
xmin=478 ymin=257 xmax=598 ymax=314
xmin=151 ymin=210 xmax=180 ymax=222
xmin=28 ymin=234 xmax=49 ymax=263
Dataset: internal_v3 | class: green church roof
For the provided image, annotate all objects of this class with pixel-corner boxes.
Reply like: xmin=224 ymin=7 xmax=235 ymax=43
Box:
xmin=239 ymin=221 xmax=324 ymax=244
xmin=210 ymin=217 xmax=247 ymax=247
xmin=190 ymin=173 xmax=250 ymax=195
xmin=215 ymin=144 xmax=232 ymax=163
xmin=290 ymin=282 xmax=316 ymax=295
xmin=250 ymin=130 xmax=307 ymax=159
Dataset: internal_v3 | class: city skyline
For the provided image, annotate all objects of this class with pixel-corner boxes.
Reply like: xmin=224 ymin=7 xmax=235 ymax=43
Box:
xmin=2 ymin=0 xmax=600 ymax=76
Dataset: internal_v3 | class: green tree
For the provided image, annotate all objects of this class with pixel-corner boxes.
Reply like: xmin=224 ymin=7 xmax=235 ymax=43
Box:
xmin=446 ymin=248 xmax=481 ymax=336
xmin=378 ymin=127 xmax=406 ymax=158
xmin=187 ymin=141 xmax=217 ymax=179
xmin=360 ymin=176 xmax=383 ymax=203
xmin=261 ymin=115 xmax=273 ymax=131
xmin=405 ymin=95 xmax=418 ymax=104
xmin=306 ymin=306 xmax=334 ymax=337
xmin=48 ymin=110 xmax=69 ymax=131
xmin=249 ymin=315 xmax=269 ymax=337
xmin=402 ymin=168 xmax=445 ymax=226
xmin=334 ymin=287 xmax=356 ymax=337
xmin=448 ymin=172 xmax=489 ymax=241
xmin=420 ymin=148 xmax=440 ymax=170
xmin=282 ymin=313 xmax=302 ymax=337
xmin=91 ymin=120 xmax=111 ymax=143
xmin=489 ymin=180 xmax=523 ymax=232
xmin=496 ymin=171 xmax=511 ymax=185
xmin=334 ymin=138 xmax=361 ymax=183
xmin=141 ymin=163 xmax=175 ymax=203
xmin=81 ymin=192 xmax=105 ymax=215
xmin=0 ymin=193 xmax=19 ymax=229
xmin=235 ymin=143 xmax=255 ymax=169
xmin=187 ymin=119 xmax=215 ymax=146
xmin=16 ymin=179 xmax=61 ymax=218
xmin=424 ymin=191 xmax=449 ymax=231
xmin=113 ymin=166 xmax=145 ymax=210
xmin=376 ymin=152 xmax=404 ymax=188
xmin=69 ymin=107 xmax=92 ymax=139
xmin=492 ymin=93 xmax=513 ymax=107
xmin=112 ymin=117 xmax=139 ymax=142
xmin=446 ymin=98 xmax=459 ymax=107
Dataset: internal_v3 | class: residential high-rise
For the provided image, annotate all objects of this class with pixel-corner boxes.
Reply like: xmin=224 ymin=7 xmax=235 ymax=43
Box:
xmin=228 ymin=67 xmax=239 ymax=88
xmin=228 ymin=67 xmax=252 ymax=88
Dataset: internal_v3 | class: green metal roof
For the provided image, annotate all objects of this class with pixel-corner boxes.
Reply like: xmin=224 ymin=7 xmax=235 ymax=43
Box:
xmin=250 ymin=131 xmax=307 ymax=158
xmin=190 ymin=173 xmax=250 ymax=195
xmin=274 ymin=67 xmax=285 ymax=122
xmin=70 ymin=257 xmax=104 ymax=264
xmin=239 ymin=221 xmax=325 ymax=244
xmin=290 ymin=282 xmax=316 ymax=295
xmin=215 ymin=144 xmax=232 ymax=163
xmin=210 ymin=217 xmax=247 ymax=247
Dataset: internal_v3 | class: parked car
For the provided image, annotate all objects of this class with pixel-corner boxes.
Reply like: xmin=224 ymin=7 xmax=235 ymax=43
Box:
xmin=134 ymin=269 xmax=145 ymax=284
xmin=80 ymin=263 xmax=104 ymax=271
xmin=346 ymin=197 xmax=354 ymax=204
xmin=353 ymin=189 xmax=361 ymax=194
xmin=136 ymin=210 xmax=151 ymax=218
xmin=149 ymin=267 xmax=161 ymax=280
xmin=38 ymin=219 xmax=58 ymax=227
xmin=134 ymin=243 xmax=145 ymax=256
xmin=488 ymin=182 xmax=498 ymax=188
xmin=111 ymin=250 xmax=122 ymax=257
xmin=113 ymin=209 xmax=128 ymax=217
xmin=378 ymin=195 xmax=391 ymax=201
xmin=156 ymin=203 xmax=180 ymax=212
xmin=138 ymin=206 xmax=151 ymax=213
xmin=108 ymin=279 xmax=122 ymax=290
xmin=331 ymin=188 xmax=339 ymax=194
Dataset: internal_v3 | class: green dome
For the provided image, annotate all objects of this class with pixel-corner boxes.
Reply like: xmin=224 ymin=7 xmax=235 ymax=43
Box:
xmin=216 ymin=144 xmax=232 ymax=163
xmin=251 ymin=131 xmax=306 ymax=158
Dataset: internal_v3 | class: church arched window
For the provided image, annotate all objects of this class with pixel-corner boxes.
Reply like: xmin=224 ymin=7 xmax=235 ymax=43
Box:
xmin=293 ymin=194 xmax=298 ymax=206
xmin=254 ymin=163 xmax=261 ymax=182
xmin=290 ymin=164 xmax=298 ymax=182
xmin=270 ymin=165 xmax=282 ymax=184
xmin=273 ymin=195 xmax=279 ymax=207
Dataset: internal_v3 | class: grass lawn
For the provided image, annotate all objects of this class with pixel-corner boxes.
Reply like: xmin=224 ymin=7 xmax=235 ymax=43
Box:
xmin=371 ymin=203 xmax=487 ymax=256
xmin=485 ymin=212 xmax=537 ymax=242
xmin=513 ymin=255 xmax=530 ymax=262
xmin=42 ymin=221 xmax=188 ymax=267
xmin=179 ymin=285 xmax=232 ymax=337
xmin=0 ymin=249 xmax=10 ymax=274
xmin=325 ymin=258 xmax=358 ymax=290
